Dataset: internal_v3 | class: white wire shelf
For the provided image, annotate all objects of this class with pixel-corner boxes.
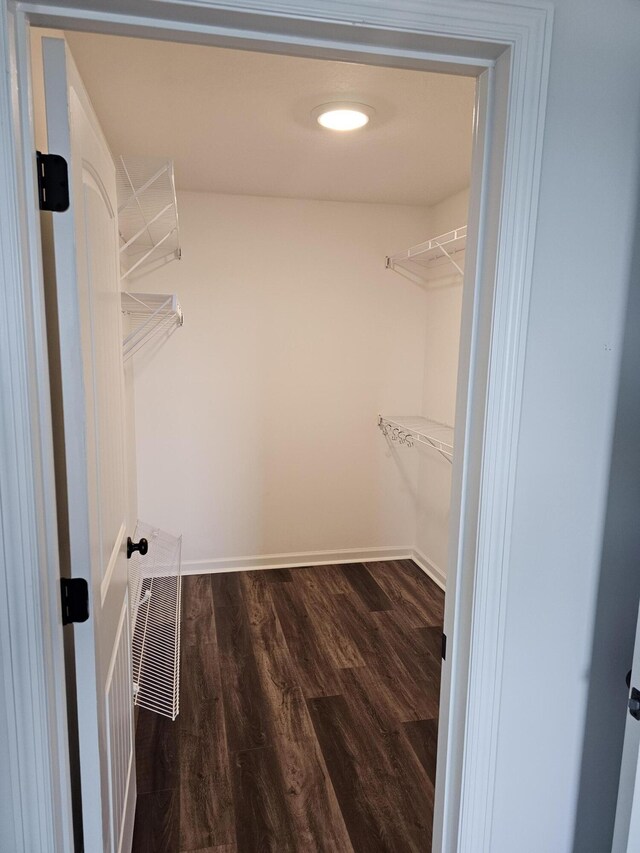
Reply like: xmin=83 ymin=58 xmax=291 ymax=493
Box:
xmin=378 ymin=415 xmax=454 ymax=461
xmin=129 ymin=521 xmax=182 ymax=721
xmin=121 ymin=292 xmax=183 ymax=361
xmin=386 ymin=225 xmax=467 ymax=286
xmin=116 ymin=156 xmax=181 ymax=281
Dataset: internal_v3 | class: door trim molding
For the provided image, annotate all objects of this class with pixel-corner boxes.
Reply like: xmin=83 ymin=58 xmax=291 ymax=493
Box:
xmin=1 ymin=2 xmax=553 ymax=850
xmin=0 ymin=6 xmax=75 ymax=852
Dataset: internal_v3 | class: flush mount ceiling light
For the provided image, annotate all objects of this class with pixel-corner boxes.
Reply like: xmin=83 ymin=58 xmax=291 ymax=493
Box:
xmin=312 ymin=102 xmax=375 ymax=131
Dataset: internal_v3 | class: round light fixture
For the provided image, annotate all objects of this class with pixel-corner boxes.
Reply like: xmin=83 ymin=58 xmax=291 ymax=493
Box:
xmin=312 ymin=102 xmax=374 ymax=132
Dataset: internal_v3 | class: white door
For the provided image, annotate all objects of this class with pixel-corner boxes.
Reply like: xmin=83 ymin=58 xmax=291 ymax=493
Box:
xmin=613 ymin=599 xmax=640 ymax=851
xmin=42 ymin=36 xmax=136 ymax=853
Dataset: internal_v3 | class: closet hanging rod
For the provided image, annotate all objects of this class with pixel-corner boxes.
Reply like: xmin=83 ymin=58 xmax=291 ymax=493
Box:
xmin=378 ymin=415 xmax=454 ymax=461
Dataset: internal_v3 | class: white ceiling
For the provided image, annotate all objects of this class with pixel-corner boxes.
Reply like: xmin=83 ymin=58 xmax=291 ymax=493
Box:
xmin=64 ymin=32 xmax=476 ymax=206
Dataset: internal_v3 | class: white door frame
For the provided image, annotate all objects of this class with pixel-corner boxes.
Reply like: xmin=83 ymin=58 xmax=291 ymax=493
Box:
xmin=0 ymin=1 xmax=553 ymax=851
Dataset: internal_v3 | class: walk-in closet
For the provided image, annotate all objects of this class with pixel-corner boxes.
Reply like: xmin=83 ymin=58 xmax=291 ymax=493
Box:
xmin=32 ymin=26 xmax=474 ymax=852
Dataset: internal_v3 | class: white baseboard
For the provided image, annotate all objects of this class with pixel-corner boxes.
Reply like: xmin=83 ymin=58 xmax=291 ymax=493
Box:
xmin=411 ymin=548 xmax=447 ymax=591
xmin=181 ymin=546 xmax=412 ymax=575
xmin=182 ymin=545 xmax=447 ymax=591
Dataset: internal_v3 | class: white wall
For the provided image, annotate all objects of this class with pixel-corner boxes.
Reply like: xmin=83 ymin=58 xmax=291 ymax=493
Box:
xmin=415 ymin=189 xmax=469 ymax=580
xmin=577 ymin=199 xmax=640 ymax=849
xmin=488 ymin=2 xmax=640 ymax=851
xmin=133 ymin=191 xmax=432 ymax=568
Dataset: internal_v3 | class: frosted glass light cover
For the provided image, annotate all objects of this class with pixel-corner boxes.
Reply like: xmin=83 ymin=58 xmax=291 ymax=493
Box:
xmin=313 ymin=102 xmax=374 ymax=131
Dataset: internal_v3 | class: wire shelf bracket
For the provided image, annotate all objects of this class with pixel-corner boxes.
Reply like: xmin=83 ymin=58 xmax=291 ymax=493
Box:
xmin=121 ymin=291 xmax=183 ymax=361
xmin=116 ymin=156 xmax=181 ymax=281
xmin=128 ymin=521 xmax=182 ymax=721
xmin=378 ymin=414 xmax=454 ymax=462
xmin=386 ymin=225 xmax=467 ymax=287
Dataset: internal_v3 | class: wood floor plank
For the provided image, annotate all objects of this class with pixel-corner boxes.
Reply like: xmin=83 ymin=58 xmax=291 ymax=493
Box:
xmin=398 ymin=559 xmax=445 ymax=617
xmin=308 ymin=692 xmax=430 ymax=852
xmin=295 ymin=563 xmax=353 ymax=595
xmin=293 ymin=573 xmax=366 ymax=670
xmin=275 ymin=733 xmax=354 ymax=853
xmin=421 ymin=624 xmax=444 ymax=664
xmin=182 ymin=574 xmax=216 ymax=647
xmin=181 ymin=846 xmax=236 ymax=853
xmin=403 ymin=558 xmax=445 ymax=590
xmin=240 ymin=572 xmax=315 ymax=744
xmin=183 ymin=574 xmax=215 ymax=620
xmin=338 ymin=665 xmax=435 ymax=845
xmin=180 ymin=730 xmax=236 ymax=851
xmin=366 ymin=559 xmax=444 ymax=627
xmin=230 ymin=746 xmax=297 ymax=853
xmin=271 ymin=581 xmax=340 ymax=699
xmin=215 ymin=603 xmax=271 ymax=752
xmin=306 ymin=694 xmax=388 ymax=851
xmin=261 ymin=568 xmax=293 ymax=582
xmin=240 ymin=573 xmax=354 ymax=850
xmin=403 ymin=718 xmax=439 ymax=786
xmin=180 ymin=586 xmax=235 ymax=849
xmin=132 ymin=789 xmax=179 ymax=853
xmin=340 ymin=562 xmax=393 ymax=612
xmin=373 ymin=609 xmax=441 ymax=720
xmin=211 ymin=572 xmax=244 ymax=609
xmin=375 ymin=603 xmax=442 ymax=680
xmin=409 ymin=564 xmax=446 ymax=622
xmin=336 ymin=663 xmax=403 ymax=738
xmin=135 ymin=709 xmax=179 ymax=795
xmin=180 ymin=617 xmax=226 ymax=738
xmin=335 ymin=591 xmax=439 ymax=721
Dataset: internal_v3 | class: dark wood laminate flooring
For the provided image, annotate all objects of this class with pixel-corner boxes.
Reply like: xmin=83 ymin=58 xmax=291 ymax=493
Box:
xmin=132 ymin=559 xmax=444 ymax=853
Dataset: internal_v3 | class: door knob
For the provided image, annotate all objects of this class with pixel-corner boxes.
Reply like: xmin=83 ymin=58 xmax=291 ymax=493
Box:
xmin=127 ymin=536 xmax=148 ymax=559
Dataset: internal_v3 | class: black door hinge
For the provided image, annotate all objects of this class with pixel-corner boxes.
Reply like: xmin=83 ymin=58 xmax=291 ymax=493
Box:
xmin=442 ymin=632 xmax=447 ymax=661
xmin=36 ymin=151 xmax=70 ymax=212
xmin=60 ymin=578 xmax=89 ymax=625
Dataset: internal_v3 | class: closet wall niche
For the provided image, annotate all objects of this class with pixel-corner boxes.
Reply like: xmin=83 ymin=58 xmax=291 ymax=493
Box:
xmin=63 ymin=29 xmax=473 ymax=606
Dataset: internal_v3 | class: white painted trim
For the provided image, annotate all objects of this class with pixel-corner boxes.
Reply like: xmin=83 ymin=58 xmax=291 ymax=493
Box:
xmin=0 ymin=7 xmax=74 ymax=852
xmin=100 ymin=521 xmax=126 ymax=605
xmin=1 ymin=2 xmax=553 ymax=851
xmin=412 ymin=549 xmax=447 ymax=592
xmin=433 ymin=64 xmax=495 ymax=852
xmin=456 ymin=16 xmax=553 ymax=852
xmin=182 ymin=546 xmax=413 ymax=574
xmin=183 ymin=544 xmax=448 ymax=591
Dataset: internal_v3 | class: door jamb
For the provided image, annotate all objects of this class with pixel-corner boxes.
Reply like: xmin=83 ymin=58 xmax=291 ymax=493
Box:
xmin=0 ymin=2 xmax=553 ymax=850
